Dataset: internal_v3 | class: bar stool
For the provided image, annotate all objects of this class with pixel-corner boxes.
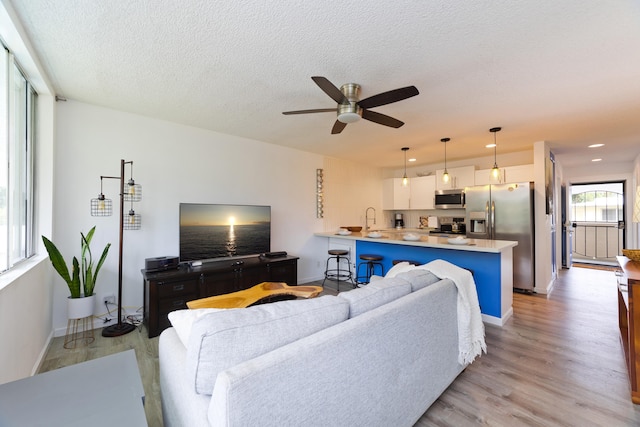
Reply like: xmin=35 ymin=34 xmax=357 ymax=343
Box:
xmin=356 ymin=254 xmax=384 ymax=285
xmin=322 ymin=249 xmax=354 ymax=291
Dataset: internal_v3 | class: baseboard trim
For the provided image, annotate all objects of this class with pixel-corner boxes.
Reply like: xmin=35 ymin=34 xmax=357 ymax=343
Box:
xmin=482 ymin=307 xmax=513 ymax=327
xmin=31 ymin=329 xmax=54 ymax=376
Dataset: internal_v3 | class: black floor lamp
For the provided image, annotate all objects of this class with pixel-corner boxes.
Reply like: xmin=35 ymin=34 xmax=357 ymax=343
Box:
xmin=91 ymin=159 xmax=141 ymax=337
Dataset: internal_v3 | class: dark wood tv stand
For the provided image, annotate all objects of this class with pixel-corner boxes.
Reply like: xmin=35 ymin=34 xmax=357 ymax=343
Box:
xmin=142 ymin=255 xmax=298 ymax=338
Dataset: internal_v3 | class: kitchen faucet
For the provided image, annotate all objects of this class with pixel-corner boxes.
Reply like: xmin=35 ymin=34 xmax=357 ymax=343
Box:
xmin=365 ymin=207 xmax=376 ymax=231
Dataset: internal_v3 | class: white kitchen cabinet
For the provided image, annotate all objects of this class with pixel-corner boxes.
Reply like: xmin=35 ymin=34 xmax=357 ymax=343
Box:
xmin=409 ymin=175 xmax=436 ymax=209
xmin=474 ymin=164 xmax=533 ymax=185
xmin=382 ymin=178 xmax=410 ymax=210
xmin=383 ymin=176 xmax=435 ymax=210
xmin=503 ymin=164 xmax=534 ymax=183
xmin=474 ymin=168 xmax=500 ymax=186
xmin=435 ymin=166 xmax=475 ymax=190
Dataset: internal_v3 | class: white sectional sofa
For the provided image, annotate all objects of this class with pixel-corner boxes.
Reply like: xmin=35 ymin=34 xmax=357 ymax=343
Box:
xmin=159 ymin=262 xmax=484 ymax=427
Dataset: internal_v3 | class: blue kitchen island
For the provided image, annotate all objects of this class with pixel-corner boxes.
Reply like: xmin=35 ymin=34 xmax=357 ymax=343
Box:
xmin=315 ymin=231 xmax=517 ymax=326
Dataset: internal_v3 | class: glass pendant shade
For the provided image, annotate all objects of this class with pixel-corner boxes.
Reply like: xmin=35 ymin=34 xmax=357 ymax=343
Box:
xmin=489 ymin=127 xmax=501 ymax=180
xmin=401 ymin=147 xmax=409 ymax=187
xmin=441 ymin=138 xmax=450 ymax=183
xmin=491 ymin=163 xmax=500 ymax=179
xmin=90 ymin=194 xmax=113 ymax=216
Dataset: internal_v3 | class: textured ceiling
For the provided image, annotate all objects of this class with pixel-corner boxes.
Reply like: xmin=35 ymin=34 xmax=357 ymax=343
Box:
xmin=8 ymin=0 xmax=640 ymax=170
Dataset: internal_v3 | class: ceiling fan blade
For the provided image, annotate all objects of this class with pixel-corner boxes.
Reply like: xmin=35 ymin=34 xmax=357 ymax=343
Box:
xmin=362 ymin=109 xmax=404 ymax=128
xmin=312 ymin=76 xmax=349 ymax=105
xmin=331 ymin=120 xmax=347 ymax=134
xmin=282 ymin=108 xmax=336 ymax=115
xmin=357 ymin=86 xmax=419 ymax=109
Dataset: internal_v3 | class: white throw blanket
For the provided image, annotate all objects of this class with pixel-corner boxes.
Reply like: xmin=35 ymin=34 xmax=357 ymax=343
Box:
xmin=414 ymin=260 xmax=487 ymax=364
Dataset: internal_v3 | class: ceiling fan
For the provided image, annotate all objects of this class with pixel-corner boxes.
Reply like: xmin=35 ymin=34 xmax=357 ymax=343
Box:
xmin=282 ymin=76 xmax=419 ymax=134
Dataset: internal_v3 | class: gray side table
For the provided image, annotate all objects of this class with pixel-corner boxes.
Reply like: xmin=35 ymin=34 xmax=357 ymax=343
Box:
xmin=0 ymin=349 xmax=147 ymax=426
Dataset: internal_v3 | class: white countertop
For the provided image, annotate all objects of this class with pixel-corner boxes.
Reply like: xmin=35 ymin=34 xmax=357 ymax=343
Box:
xmin=315 ymin=231 xmax=517 ymax=253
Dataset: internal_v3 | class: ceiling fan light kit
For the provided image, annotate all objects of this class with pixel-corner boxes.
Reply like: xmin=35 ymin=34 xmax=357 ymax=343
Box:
xmin=337 ymin=83 xmax=362 ymax=123
xmin=283 ymin=76 xmax=419 ymax=134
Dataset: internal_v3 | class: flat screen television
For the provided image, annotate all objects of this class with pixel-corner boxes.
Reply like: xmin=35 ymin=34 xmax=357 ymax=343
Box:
xmin=179 ymin=203 xmax=271 ymax=262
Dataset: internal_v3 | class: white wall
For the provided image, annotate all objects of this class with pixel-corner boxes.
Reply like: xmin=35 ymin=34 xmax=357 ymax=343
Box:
xmin=532 ymin=141 xmax=555 ymax=294
xmin=321 ymin=156 xmax=384 ymax=231
xmin=52 ymin=100 xmax=382 ymax=335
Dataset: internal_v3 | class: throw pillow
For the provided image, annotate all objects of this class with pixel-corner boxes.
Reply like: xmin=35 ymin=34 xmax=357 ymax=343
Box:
xmin=384 ymin=261 xmax=417 ymax=278
xmin=168 ymin=308 xmax=229 ymax=347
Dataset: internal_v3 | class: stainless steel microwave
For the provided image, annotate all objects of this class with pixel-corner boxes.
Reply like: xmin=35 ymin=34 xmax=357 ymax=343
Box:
xmin=434 ymin=189 xmax=465 ymax=209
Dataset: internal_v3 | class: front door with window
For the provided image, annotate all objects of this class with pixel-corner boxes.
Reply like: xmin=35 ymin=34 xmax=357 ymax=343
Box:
xmin=570 ymin=182 xmax=625 ymax=265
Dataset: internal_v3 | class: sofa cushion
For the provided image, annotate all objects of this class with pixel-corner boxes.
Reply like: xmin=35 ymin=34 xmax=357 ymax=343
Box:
xmin=337 ymin=277 xmax=411 ymax=317
xmin=168 ymin=308 xmax=228 ymax=347
xmin=396 ymin=269 xmax=441 ymax=292
xmin=187 ymin=295 xmax=349 ymax=395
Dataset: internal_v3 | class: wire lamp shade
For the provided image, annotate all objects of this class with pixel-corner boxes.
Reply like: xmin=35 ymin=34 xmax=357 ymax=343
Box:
xmin=91 ymin=177 xmax=113 ymax=216
xmin=90 ymin=194 xmax=113 ymax=216
xmin=124 ymin=209 xmax=141 ymax=230
xmin=124 ymin=179 xmax=142 ymax=202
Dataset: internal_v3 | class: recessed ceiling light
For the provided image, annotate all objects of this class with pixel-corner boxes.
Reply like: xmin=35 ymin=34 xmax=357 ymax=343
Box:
xmin=592 ymin=158 xmax=602 ymax=162
xmin=408 ymin=158 xmax=416 ymax=162
xmin=486 ymin=143 xmax=496 ymax=148
xmin=588 ymin=143 xmax=604 ymax=148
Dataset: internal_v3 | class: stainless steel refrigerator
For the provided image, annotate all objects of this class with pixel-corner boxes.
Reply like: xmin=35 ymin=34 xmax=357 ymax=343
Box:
xmin=465 ymin=182 xmax=535 ymax=291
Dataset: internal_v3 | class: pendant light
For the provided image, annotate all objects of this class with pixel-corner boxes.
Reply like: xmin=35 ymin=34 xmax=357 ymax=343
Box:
xmin=490 ymin=127 xmax=501 ymax=179
xmin=441 ymin=138 xmax=450 ymax=183
xmin=90 ymin=177 xmax=113 ymax=216
xmin=401 ymin=147 xmax=409 ymax=187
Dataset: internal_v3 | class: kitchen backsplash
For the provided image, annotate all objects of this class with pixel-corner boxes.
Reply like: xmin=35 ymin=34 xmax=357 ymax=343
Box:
xmin=382 ymin=210 xmax=466 ymax=229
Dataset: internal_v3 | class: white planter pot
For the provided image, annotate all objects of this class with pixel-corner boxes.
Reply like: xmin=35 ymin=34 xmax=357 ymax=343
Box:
xmin=67 ymin=294 xmax=96 ymax=319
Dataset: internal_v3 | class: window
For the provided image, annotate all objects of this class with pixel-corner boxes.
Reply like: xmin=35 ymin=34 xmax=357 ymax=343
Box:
xmin=0 ymin=45 xmax=36 ymax=272
xmin=570 ymin=183 xmax=624 ymax=223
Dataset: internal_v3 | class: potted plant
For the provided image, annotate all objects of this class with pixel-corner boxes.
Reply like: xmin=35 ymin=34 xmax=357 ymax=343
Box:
xmin=42 ymin=226 xmax=111 ymax=319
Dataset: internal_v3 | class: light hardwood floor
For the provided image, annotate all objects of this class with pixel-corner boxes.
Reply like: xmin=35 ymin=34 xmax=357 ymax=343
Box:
xmin=38 ymin=266 xmax=640 ymax=426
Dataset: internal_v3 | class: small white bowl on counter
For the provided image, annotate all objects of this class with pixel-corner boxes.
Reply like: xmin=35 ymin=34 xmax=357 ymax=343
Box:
xmin=367 ymin=231 xmax=383 ymax=238
xmin=403 ymin=233 xmax=420 ymax=241
xmin=447 ymin=236 xmax=470 ymax=245
xmin=336 ymin=229 xmax=352 ymax=236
